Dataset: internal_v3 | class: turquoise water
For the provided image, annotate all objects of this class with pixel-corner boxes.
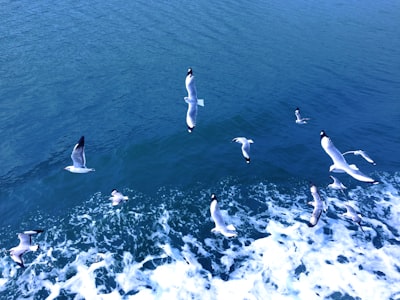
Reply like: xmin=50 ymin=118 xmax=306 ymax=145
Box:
xmin=1 ymin=1 xmax=400 ymax=299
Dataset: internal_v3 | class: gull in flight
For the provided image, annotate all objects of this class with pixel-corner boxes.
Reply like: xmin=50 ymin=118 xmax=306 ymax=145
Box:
xmin=109 ymin=189 xmax=129 ymax=206
xmin=320 ymin=130 xmax=378 ymax=184
xmin=342 ymin=150 xmax=376 ymax=165
xmin=210 ymin=194 xmax=237 ymax=238
xmin=65 ymin=136 xmax=95 ymax=173
xmin=328 ymin=175 xmax=347 ymax=192
xmin=343 ymin=204 xmax=364 ymax=232
xmin=184 ymin=68 xmax=204 ymax=133
xmin=308 ymin=184 xmax=324 ymax=227
xmin=232 ymin=137 xmax=254 ymax=163
xmin=9 ymin=230 xmax=43 ymax=267
xmin=295 ymin=107 xmax=310 ymax=124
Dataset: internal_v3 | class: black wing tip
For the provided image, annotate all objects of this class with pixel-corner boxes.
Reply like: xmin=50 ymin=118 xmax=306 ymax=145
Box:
xmin=77 ymin=136 xmax=85 ymax=145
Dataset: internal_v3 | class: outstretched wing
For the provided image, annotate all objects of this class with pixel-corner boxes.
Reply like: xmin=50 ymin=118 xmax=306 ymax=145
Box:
xmin=71 ymin=136 xmax=86 ymax=168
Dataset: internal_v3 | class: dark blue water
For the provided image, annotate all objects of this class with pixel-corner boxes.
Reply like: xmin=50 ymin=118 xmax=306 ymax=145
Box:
xmin=1 ymin=1 xmax=399 ymax=298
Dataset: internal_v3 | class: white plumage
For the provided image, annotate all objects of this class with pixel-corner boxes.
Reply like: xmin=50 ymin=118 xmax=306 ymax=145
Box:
xmin=210 ymin=194 xmax=237 ymax=238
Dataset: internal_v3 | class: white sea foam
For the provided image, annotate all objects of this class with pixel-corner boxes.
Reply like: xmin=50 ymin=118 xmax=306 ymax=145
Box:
xmin=0 ymin=173 xmax=399 ymax=299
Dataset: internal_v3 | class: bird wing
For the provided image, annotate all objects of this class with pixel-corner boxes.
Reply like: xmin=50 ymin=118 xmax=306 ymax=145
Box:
xmin=308 ymin=185 xmax=323 ymax=227
xmin=71 ymin=138 xmax=86 ymax=168
xmin=321 ymin=136 xmax=349 ymax=169
xmin=210 ymin=200 xmax=228 ymax=230
xmin=18 ymin=233 xmax=31 ymax=247
xmin=185 ymin=75 xmax=197 ymax=100
xmin=309 ymin=206 xmax=322 ymax=227
xmin=344 ymin=166 xmax=377 ymax=183
xmin=356 ymin=150 xmax=376 ymax=165
xmin=232 ymin=137 xmax=246 ymax=144
xmin=10 ymin=251 xmax=24 ymax=267
xmin=295 ymin=110 xmax=302 ymax=120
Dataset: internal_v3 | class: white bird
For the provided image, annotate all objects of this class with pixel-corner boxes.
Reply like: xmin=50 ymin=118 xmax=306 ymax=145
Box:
xmin=320 ymin=131 xmax=378 ymax=184
xmin=109 ymin=189 xmax=129 ymax=206
xmin=64 ymin=136 xmax=95 ymax=173
xmin=342 ymin=150 xmax=376 ymax=165
xmin=9 ymin=230 xmax=43 ymax=267
xmin=184 ymin=68 xmax=204 ymax=133
xmin=295 ymin=107 xmax=310 ymax=124
xmin=343 ymin=204 xmax=364 ymax=232
xmin=210 ymin=194 xmax=237 ymax=238
xmin=232 ymin=137 xmax=254 ymax=163
xmin=308 ymin=184 xmax=324 ymax=227
xmin=328 ymin=175 xmax=347 ymax=191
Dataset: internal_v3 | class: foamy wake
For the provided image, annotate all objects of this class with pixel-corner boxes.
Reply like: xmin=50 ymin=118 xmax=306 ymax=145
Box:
xmin=0 ymin=174 xmax=399 ymax=299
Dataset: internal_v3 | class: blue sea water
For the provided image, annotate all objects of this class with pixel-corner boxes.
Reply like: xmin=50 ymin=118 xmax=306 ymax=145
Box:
xmin=1 ymin=0 xmax=400 ymax=299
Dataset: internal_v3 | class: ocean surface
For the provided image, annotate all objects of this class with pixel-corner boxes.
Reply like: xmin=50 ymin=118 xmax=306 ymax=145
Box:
xmin=1 ymin=0 xmax=400 ymax=299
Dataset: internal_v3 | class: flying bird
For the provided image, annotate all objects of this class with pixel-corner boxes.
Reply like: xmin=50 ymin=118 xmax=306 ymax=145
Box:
xmin=64 ymin=136 xmax=95 ymax=173
xmin=9 ymin=230 xmax=43 ymax=268
xmin=342 ymin=150 xmax=376 ymax=165
xmin=109 ymin=189 xmax=129 ymax=206
xmin=232 ymin=137 xmax=254 ymax=163
xmin=184 ymin=68 xmax=204 ymax=133
xmin=295 ymin=107 xmax=310 ymax=124
xmin=343 ymin=204 xmax=364 ymax=232
xmin=320 ymin=130 xmax=378 ymax=184
xmin=308 ymin=184 xmax=324 ymax=227
xmin=328 ymin=175 xmax=347 ymax=191
xmin=210 ymin=194 xmax=237 ymax=238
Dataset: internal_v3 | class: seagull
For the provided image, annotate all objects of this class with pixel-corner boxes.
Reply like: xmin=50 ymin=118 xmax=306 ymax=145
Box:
xmin=64 ymin=136 xmax=95 ymax=173
xmin=343 ymin=204 xmax=364 ymax=232
xmin=232 ymin=137 xmax=254 ymax=163
xmin=109 ymin=189 xmax=129 ymax=206
xmin=308 ymin=184 xmax=324 ymax=227
xmin=342 ymin=150 xmax=376 ymax=165
xmin=184 ymin=68 xmax=204 ymax=133
xmin=320 ymin=130 xmax=378 ymax=184
xmin=295 ymin=107 xmax=310 ymax=124
xmin=328 ymin=175 xmax=347 ymax=191
xmin=9 ymin=230 xmax=43 ymax=268
xmin=210 ymin=194 xmax=237 ymax=238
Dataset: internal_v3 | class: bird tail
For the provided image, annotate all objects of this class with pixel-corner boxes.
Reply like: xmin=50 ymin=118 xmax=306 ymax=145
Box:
xmin=226 ymin=224 xmax=236 ymax=231
xmin=197 ymin=99 xmax=205 ymax=107
xmin=30 ymin=245 xmax=39 ymax=252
